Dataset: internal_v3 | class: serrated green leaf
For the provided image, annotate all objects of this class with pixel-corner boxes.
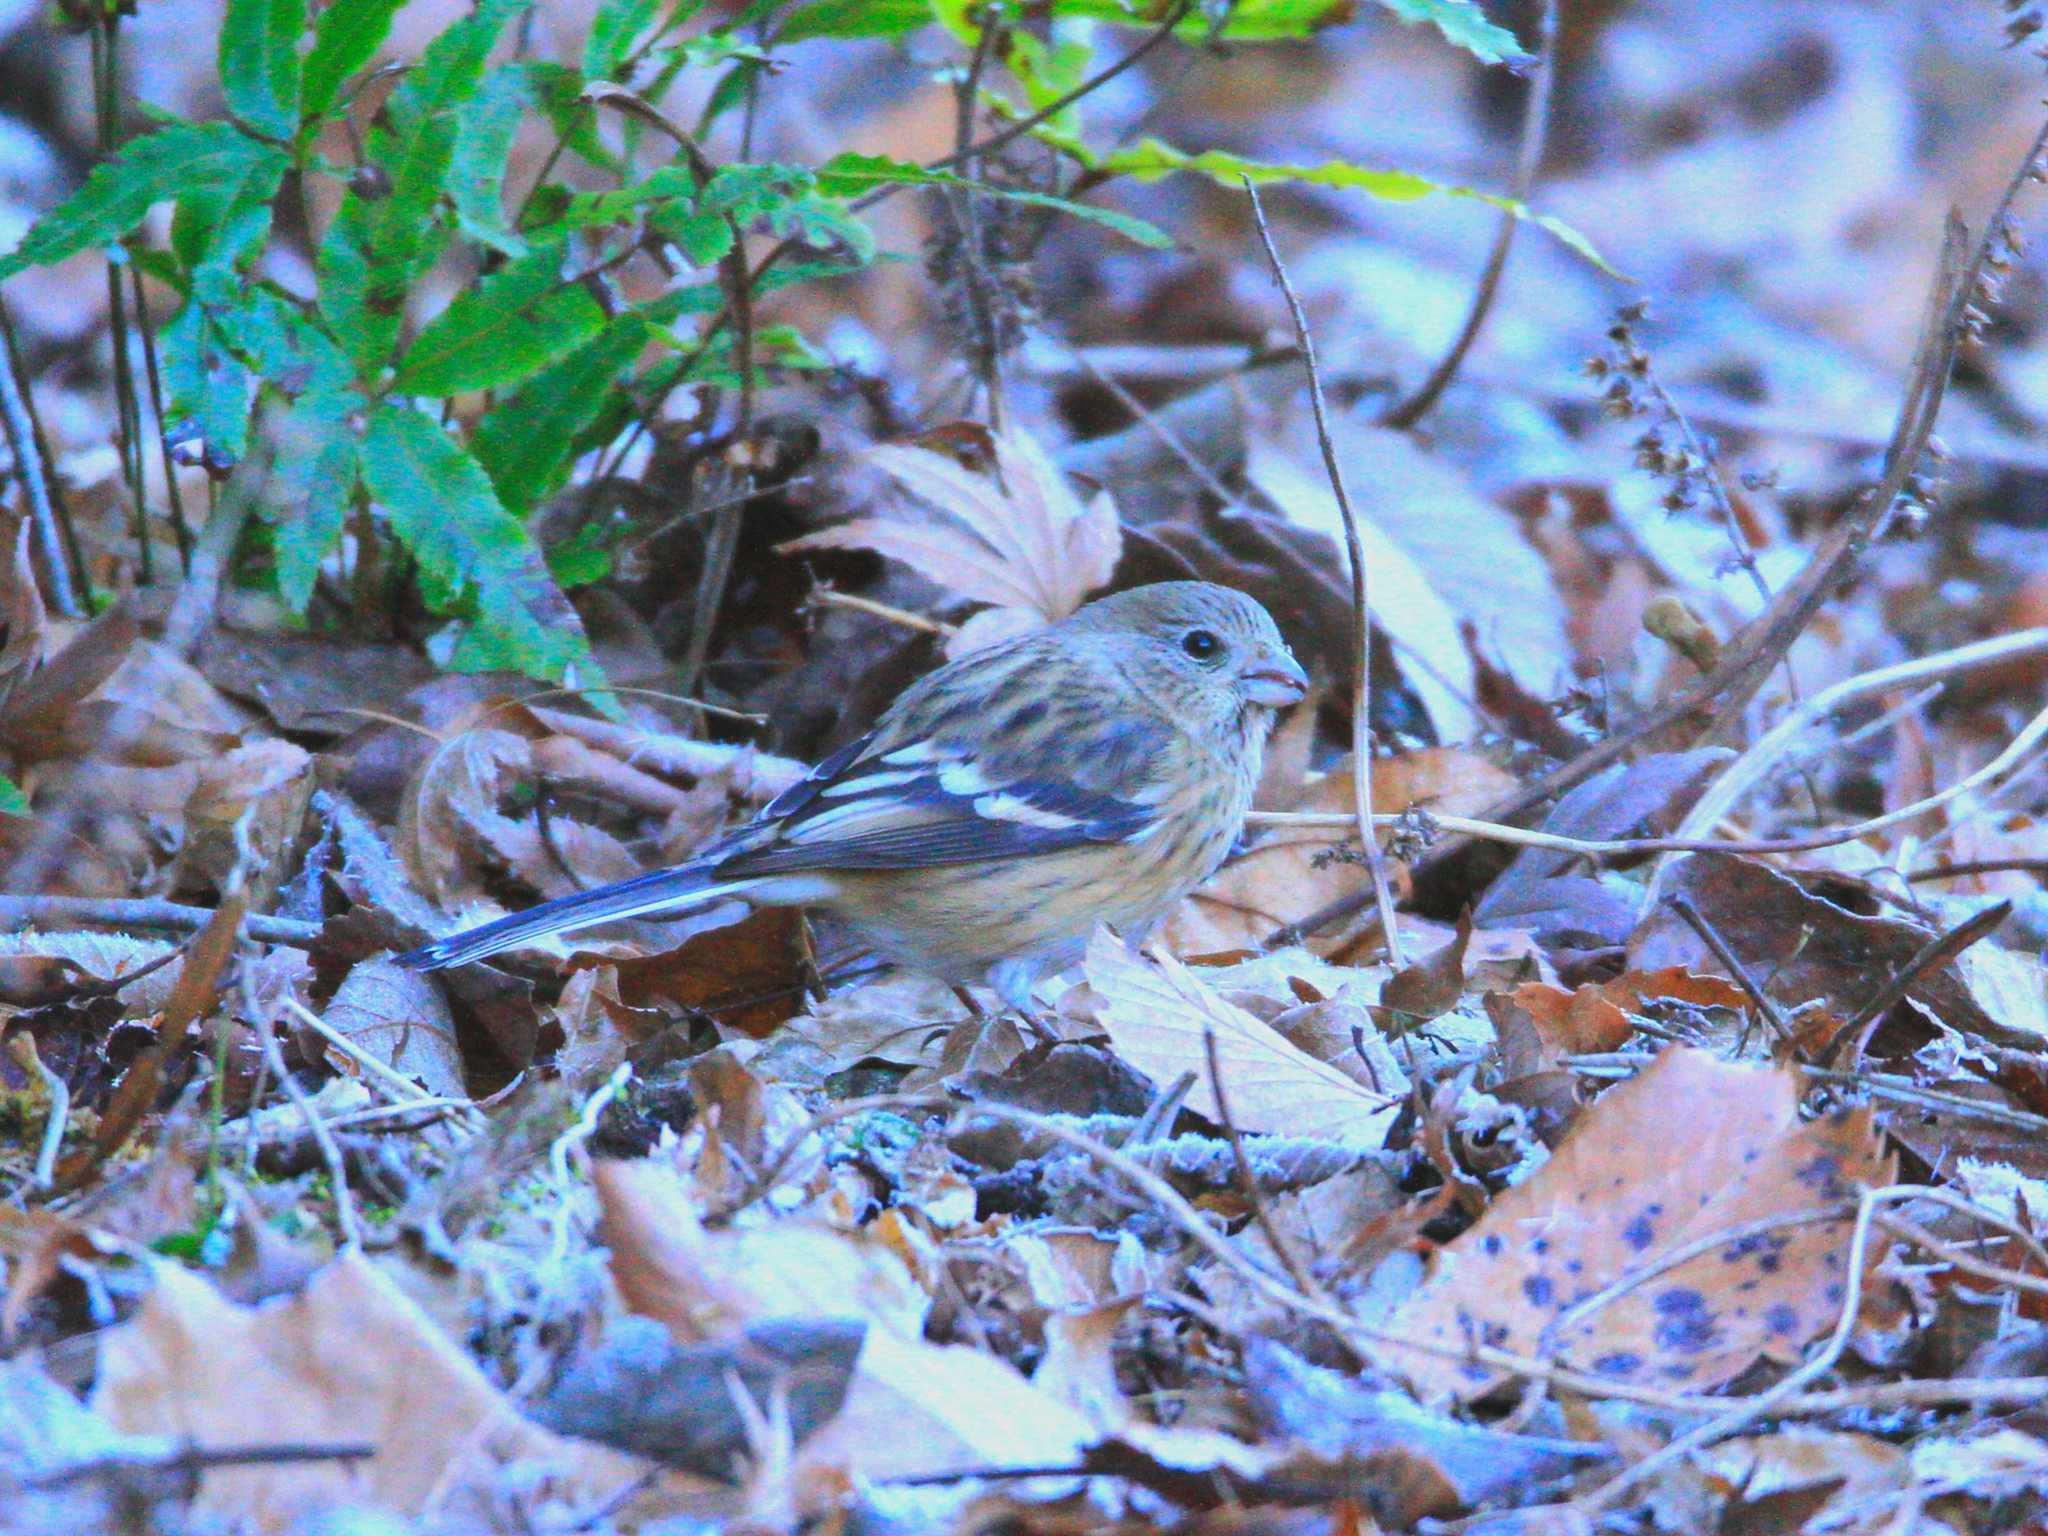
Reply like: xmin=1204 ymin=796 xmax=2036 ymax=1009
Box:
xmin=648 ymin=204 xmax=735 ymax=266
xmin=361 ymin=404 xmax=602 ymax=687
xmin=1098 ymin=140 xmax=1610 ymax=270
xmin=302 ymin=0 xmax=405 ymax=121
xmin=393 ymin=243 xmax=607 ymax=395
xmin=1373 ymin=0 xmax=1527 ymax=66
xmin=264 ymin=390 xmax=359 ymax=611
xmin=170 ymin=143 xmax=286 ymax=273
xmin=0 ymin=123 xmax=289 ymax=282
xmin=220 ymin=0 xmax=306 ymax=141
xmin=790 ymin=0 xmax=1345 ymax=43
xmin=0 ymin=775 xmax=26 ymax=816
xmin=162 ymin=289 xmax=254 ymax=466
xmin=584 ymin=0 xmax=672 ymax=80
xmin=215 ymin=285 xmax=357 ymax=399
xmin=472 ymin=313 xmax=653 ymax=510
xmin=516 ymin=61 xmax=623 ymax=177
xmin=812 ymin=151 xmax=1172 ymax=249
xmin=449 ymin=62 xmax=532 ymax=255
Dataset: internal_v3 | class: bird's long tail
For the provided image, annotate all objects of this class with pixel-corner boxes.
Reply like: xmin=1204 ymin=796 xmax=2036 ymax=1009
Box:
xmin=392 ymin=863 xmax=755 ymax=971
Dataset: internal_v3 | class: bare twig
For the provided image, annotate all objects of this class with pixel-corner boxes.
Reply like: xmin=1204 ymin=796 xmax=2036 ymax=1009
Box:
xmin=1380 ymin=0 xmax=1557 ymax=430
xmin=1823 ymin=899 xmax=2012 ymax=1068
xmin=806 ymin=586 xmax=958 ymax=637
xmin=1202 ymin=1022 xmax=1324 ymax=1303
xmin=0 ymin=895 xmax=319 ymax=946
xmin=1243 ymin=177 xmax=1406 ymax=968
xmin=130 ymin=262 xmax=191 ymax=572
xmin=1664 ymin=892 xmax=1804 ymax=1060
xmin=24 ymin=1440 xmax=376 ymax=1491
xmin=920 ymin=1 xmax=1196 ymax=174
xmin=248 ymin=973 xmax=361 ymax=1248
xmin=5 ymin=1032 xmax=69 ymax=1187
xmin=0 ymin=302 xmax=79 ymax=616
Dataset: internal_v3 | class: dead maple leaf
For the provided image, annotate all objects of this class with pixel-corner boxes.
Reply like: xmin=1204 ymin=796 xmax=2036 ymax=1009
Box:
xmin=782 ymin=426 xmax=1120 ymax=656
xmin=1379 ymin=1045 xmax=1892 ymax=1404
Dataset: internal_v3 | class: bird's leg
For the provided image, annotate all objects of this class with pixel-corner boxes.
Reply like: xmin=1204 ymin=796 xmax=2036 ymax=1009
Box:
xmin=950 ymin=984 xmax=987 ymax=1021
xmin=1014 ymin=1003 xmax=1060 ymax=1045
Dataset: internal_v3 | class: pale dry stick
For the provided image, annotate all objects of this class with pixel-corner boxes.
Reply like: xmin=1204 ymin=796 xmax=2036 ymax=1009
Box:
xmin=1202 ymin=1022 xmax=1326 ymax=1305
xmin=1644 ymin=626 xmax=2048 ymax=912
xmin=547 ymin=1061 xmax=632 ymax=1271
xmin=1244 ymin=625 xmax=2048 ymax=855
xmin=1880 ymin=1211 xmax=2048 ymax=1298
xmin=280 ymin=997 xmax=478 ymax=1133
xmin=250 ymin=976 xmax=360 ymax=1248
xmin=1542 ymin=1202 xmax=1854 ymax=1351
xmin=0 ymin=322 xmax=79 ymax=616
xmin=807 ymin=587 xmax=959 ymax=638
xmin=1063 ymin=341 xmax=1238 ymax=505
xmin=1242 ymin=178 xmax=1407 ymax=968
xmin=1565 ymin=1051 xmax=2048 ymax=1138
xmin=1380 ymin=0 xmax=1557 ymax=431
xmin=0 ymin=895 xmax=320 ymax=947
xmin=6 ymin=1034 xmax=68 ymax=1187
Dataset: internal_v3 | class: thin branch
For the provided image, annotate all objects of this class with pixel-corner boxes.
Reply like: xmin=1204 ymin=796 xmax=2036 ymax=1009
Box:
xmin=1243 ymin=177 xmax=1407 ymax=968
xmin=1203 ymin=1021 xmax=1323 ymax=1303
xmin=0 ymin=895 xmax=319 ymax=946
xmin=131 ymin=261 xmax=192 ymax=573
xmin=0 ymin=308 xmax=79 ymax=617
xmin=1664 ymin=893 xmax=1804 ymax=1060
xmin=1380 ymin=0 xmax=1557 ymax=430
xmin=920 ymin=2 xmax=1195 ymax=174
xmin=1823 ymin=899 xmax=2011 ymax=1068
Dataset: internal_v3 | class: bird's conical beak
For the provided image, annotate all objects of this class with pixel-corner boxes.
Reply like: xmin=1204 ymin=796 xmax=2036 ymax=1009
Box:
xmin=1242 ymin=650 xmax=1309 ymax=706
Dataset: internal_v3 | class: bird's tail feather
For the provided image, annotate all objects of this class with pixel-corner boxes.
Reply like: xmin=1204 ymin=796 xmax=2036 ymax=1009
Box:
xmin=393 ymin=864 xmax=753 ymax=971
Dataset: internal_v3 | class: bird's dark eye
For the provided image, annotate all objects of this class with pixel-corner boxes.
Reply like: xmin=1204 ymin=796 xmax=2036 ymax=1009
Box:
xmin=1182 ymin=628 xmax=1222 ymax=661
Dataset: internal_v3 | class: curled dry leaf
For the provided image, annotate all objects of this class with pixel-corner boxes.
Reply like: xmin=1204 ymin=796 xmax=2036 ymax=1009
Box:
xmin=590 ymin=1158 xmax=1090 ymax=1478
xmin=1379 ymin=1046 xmax=1892 ymax=1404
xmin=783 ymin=426 xmax=1121 ymax=656
xmin=398 ymin=727 xmax=640 ymax=914
xmin=1082 ymin=927 xmax=1395 ymax=1143
xmin=1489 ymin=967 xmax=1749 ymax=1076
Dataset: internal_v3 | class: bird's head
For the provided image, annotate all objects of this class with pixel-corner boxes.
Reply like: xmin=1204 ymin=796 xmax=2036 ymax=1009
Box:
xmin=1065 ymin=581 xmax=1309 ymax=742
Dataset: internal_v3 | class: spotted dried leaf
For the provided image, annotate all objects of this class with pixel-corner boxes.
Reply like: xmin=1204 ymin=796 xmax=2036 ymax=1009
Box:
xmin=1380 ymin=1046 xmax=1892 ymax=1403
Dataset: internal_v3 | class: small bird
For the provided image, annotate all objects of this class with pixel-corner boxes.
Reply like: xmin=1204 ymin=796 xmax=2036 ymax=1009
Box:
xmin=394 ymin=582 xmax=1308 ymax=1014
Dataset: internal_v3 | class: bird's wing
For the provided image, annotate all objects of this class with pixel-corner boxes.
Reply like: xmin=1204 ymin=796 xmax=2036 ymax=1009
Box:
xmin=714 ymin=641 xmax=1174 ymax=874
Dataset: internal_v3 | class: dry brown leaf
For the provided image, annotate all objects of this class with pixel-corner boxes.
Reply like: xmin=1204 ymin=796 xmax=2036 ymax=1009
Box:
xmin=1490 ymin=968 xmax=1748 ymax=1074
xmin=782 ymin=427 xmax=1120 ymax=656
xmin=604 ymin=905 xmax=807 ymax=1040
xmin=92 ymin=1252 xmax=644 ymax=1531
xmin=1380 ymin=1046 xmax=1892 ymax=1403
xmin=320 ymin=956 xmax=466 ymax=1099
xmin=1082 ymin=928 xmax=1394 ymax=1142
xmin=590 ymin=1159 xmax=1090 ymax=1477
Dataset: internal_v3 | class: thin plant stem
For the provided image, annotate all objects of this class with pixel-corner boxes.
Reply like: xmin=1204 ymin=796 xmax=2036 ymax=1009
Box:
xmin=1381 ymin=0 xmax=1558 ymax=429
xmin=130 ymin=261 xmax=191 ymax=573
xmin=0 ymin=300 xmax=79 ymax=616
xmin=0 ymin=296 xmax=90 ymax=609
xmin=1243 ymin=178 xmax=1407 ymax=968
